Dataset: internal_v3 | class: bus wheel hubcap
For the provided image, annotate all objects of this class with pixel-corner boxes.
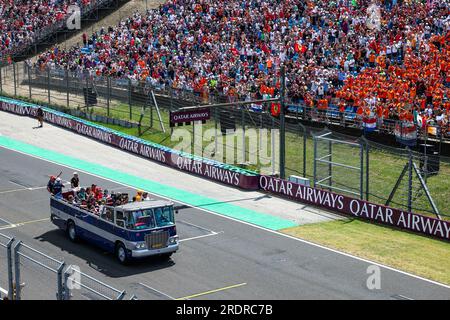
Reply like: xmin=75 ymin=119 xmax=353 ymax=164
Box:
xmin=69 ymin=226 xmax=75 ymax=239
xmin=118 ymin=248 xmax=125 ymax=261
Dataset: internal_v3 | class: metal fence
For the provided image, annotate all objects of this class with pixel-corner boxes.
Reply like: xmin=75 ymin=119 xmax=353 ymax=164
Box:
xmin=0 ymin=233 xmax=14 ymax=300
xmin=63 ymin=265 xmax=125 ymax=300
xmin=0 ymin=61 xmax=449 ymax=220
xmin=13 ymin=241 xmax=66 ymax=300
xmin=0 ymin=234 xmax=128 ymax=300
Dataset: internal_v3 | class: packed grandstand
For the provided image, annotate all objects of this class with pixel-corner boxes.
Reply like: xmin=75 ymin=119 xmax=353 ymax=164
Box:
xmin=1 ymin=0 xmax=450 ymax=136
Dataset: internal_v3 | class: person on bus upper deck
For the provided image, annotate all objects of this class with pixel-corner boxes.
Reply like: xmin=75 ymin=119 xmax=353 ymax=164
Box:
xmin=47 ymin=176 xmax=58 ymax=195
xmin=142 ymin=192 xmax=151 ymax=201
xmin=71 ymin=172 xmax=80 ymax=190
xmin=53 ymin=178 xmax=64 ymax=198
xmin=76 ymin=187 xmax=86 ymax=201
xmin=135 ymin=190 xmax=143 ymax=202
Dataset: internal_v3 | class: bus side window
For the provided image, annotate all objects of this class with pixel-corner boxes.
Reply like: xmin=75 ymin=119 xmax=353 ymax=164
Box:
xmin=102 ymin=208 xmax=113 ymax=222
xmin=115 ymin=210 xmax=126 ymax=228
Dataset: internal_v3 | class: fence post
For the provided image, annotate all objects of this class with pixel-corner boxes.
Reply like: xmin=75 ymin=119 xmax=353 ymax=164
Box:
xmin=27 ymin=64 xmax=32 ymax=99
xmin=170 ymin=87 xmax=173 ymax=111
xmin=6 ymin=237 xmax=14 ymax=300
xmin=47 ymin=67 xmax=51 ymax=105
xmin=107 ymin=77 xmax=111 ymax=117
xmin=56 ymin=262 xmax=65 ymax=300
xmin=360 ymin=142 xmax=364 ymax=200
xmin=407 ymin=147 xmax=413 ymax=212
xmin=66 ymin=69 xmax=70 ymax=109
xmin=63 ymin=270 xmax=71 ymax=300
xmin=302 ymin=125 xmax=307 ymax=178
xmin=365 ymin=139 xmax=370 ymax=201
xmin=128 ymin=78 xmax=132 ymax=120
xmin=279 ymin=66 xmax=286 ymax=179
xmin=313 ymin=135 xmax=317 ymax=187
xmin=241 ymin=106 xmax=245 ymax=163
xmin=328 ymin=139 xmax=333 ymax=192
xmin=13 ymin=62 xmax=17 ymax=97
xmin=13 ymin=241 xmax=22 ymax=300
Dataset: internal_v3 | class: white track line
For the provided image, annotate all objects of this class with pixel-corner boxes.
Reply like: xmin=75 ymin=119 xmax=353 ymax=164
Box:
xmin=1 ymin=144 xmax=449 ymax=290
xmin=0 ymin=216 xmax=14 ymax=226
xmin=8 ymin=180 xmax=30 ymax=189
xmin=178 ymin=219 xmax=218 ymax=234
xmin=179 ymin=232 xmax=222 ymax=243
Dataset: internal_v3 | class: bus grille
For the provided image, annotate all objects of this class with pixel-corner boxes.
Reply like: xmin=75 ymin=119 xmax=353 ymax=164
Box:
xmin=145 ymin=230 xmax=169 ymax=249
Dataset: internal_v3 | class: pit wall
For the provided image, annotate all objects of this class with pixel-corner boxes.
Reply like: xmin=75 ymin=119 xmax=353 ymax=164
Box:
xmin=1 ymin=96 xmax=448 ymax=241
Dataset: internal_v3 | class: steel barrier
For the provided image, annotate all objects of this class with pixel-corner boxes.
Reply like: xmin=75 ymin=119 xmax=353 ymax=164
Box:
xmin=0 ymin=233 xmax=14 ymax=300
xmin=13 ymin=241 xmax=65 ymax=300
xmin=63 ymin=265 xmax=126 ymax=300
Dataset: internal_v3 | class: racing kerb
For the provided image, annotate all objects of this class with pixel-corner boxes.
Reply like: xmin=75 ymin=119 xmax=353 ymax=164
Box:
xmin=1 ymin=96 xmax=449 ymax=241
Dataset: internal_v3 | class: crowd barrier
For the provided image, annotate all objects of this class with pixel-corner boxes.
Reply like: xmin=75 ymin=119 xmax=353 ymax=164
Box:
xmin=0 ymin=97 xmax=448 ymax=241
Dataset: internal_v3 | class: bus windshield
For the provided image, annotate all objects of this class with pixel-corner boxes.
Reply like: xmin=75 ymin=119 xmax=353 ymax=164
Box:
xmin=154 ymin=206 xmax=175 ymax=227
xmin=126 ymin=209 xmax=156 ymax=230
xmin=126 ymin=206 xmax=174 ymax=230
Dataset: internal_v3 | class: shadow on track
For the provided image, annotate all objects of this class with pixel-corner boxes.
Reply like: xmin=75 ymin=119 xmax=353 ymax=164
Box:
xmin=34 ymin=229 xmax=175 ymax=278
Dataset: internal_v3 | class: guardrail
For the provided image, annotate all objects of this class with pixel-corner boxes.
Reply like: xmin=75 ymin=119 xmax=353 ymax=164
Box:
xmin=13 ymin=241 xmax=65 ymax=300
xmin=0 ymin=233 xmax=14 ymax=300
xmin=63 ymin=265 xmax=126 ymax=300
xmin=0 ymin=232 xmax=129 ymax=300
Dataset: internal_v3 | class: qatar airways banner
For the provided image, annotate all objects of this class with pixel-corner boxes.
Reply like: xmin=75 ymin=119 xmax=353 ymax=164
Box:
xmin=170 ymin=108 xmax=211 ymax=124
xmin=259 ymin=175 xmax=450 ymax=241
xmin=0 ymin=100 xmax=259 ymax=190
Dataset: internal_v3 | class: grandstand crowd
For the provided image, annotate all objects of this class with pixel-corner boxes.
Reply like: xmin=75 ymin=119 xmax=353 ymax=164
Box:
xmin=3 ymin=0 xmax=450 ymax=134
xmin=0 ymin=0 xmax=92 ymax=57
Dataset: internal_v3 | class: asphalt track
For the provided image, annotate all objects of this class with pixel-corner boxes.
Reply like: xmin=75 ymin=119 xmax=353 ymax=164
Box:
xmin=0 ymin=146 xmax=449 ymax=300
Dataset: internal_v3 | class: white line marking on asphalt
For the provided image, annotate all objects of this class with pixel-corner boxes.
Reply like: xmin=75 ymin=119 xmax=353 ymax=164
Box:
xmin=1 ymin=144 xmax=449 ymax=290
xmin=138 ymin=282 xmax=176 ymax=300
xmin=179 ymin=232 xmax=223 ymax=243
xmin=178 ymin=219 xmax=218 ymax=234
xmin=0 ymin=216 xmax=14 ymax=226
xmin=8 ymin=180 xmax=30 ymax=189
xmin=0 ymin=183 xmax=70 ymax=195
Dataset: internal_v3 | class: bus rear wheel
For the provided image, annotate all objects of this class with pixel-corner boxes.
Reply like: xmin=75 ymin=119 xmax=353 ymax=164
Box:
xmin=116 ymin=242 xmax=129 ymax=265
xmin=67 ymin=221 xmax=78 ymax=242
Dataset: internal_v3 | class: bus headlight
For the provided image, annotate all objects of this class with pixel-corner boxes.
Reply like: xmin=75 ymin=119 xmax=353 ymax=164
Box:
xmin=168 ymin=236 xmax=178 ymax=245
xmin=135 ymin=242 xmax=146 ymax=249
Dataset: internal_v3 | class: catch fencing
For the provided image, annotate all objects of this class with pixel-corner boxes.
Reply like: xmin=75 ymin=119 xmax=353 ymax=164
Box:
xmin=0 ymin=234 xmax=128 ymax=300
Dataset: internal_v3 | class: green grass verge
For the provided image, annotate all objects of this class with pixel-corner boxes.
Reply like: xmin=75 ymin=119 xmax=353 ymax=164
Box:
xmin=281 ymin=219 xmax=450 ymax=285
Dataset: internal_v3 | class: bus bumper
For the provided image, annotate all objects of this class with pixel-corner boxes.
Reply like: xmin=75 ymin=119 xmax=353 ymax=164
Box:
xmin=131 ymin=244 xmax=179 ymax=258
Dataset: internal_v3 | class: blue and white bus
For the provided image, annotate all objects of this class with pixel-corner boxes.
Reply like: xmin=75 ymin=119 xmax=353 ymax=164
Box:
xmin=50 ymin=190 xmax=179 ymax=264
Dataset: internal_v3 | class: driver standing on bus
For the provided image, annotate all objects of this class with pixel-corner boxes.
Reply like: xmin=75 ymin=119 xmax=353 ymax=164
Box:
xmin=47 ymin=176 xmax=56 ymax=195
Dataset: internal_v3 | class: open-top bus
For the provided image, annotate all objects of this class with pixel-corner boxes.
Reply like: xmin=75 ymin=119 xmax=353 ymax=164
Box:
xmin=50 ymin=190 xmax=179 ymax=264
